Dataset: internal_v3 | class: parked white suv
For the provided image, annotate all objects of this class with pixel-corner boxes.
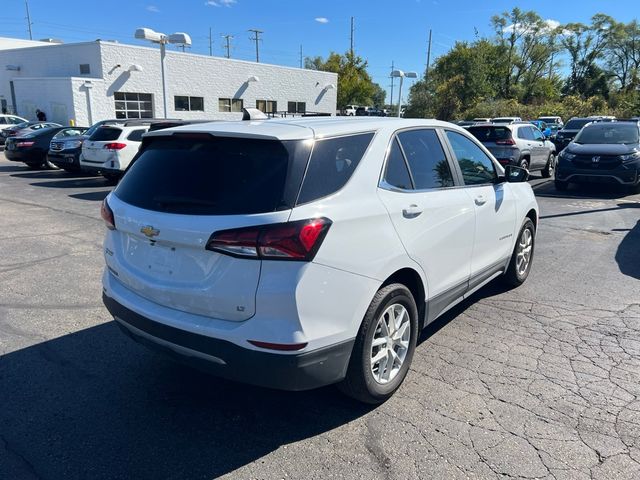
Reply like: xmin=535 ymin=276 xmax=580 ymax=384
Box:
xmin=100 ymin=116 xmax=538 ymax=403
xmin=80 ymin=124 xmax=148 ymax=181
xmin=344 ymin=105 xmax=358 ymax=116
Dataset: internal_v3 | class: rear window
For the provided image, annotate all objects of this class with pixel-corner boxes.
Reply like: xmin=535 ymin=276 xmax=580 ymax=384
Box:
xmin=90 ymin=127 xmax=122 ymax=141
xmin=564 ymin=119 xmax=590 ymax=130
xmin=296 ymin=133 xmax=374 ymax=204
xmin=126 ymin=129 xmax=147 ymax=142
xmin=468 ymin=126 xmax=511 ymax=142
xmin=114 ymin=136 xmax=310 ymax=215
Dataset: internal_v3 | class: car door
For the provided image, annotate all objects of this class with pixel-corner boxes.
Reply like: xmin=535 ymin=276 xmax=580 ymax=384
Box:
xmin=443 ymin=130 xmax=517 ymax=287
xmin=377 ymin=129 xmax=476 ymax=321
xmin=531 ymin=126 xmax=549 ymax=166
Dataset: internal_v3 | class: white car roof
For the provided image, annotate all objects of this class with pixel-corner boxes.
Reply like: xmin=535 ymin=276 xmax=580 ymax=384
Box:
xmin=143 ymin=117 xmax=460 ymax=141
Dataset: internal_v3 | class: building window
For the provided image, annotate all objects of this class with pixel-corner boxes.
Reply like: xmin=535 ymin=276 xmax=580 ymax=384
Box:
xmin=174 ymin=95 xmax=204 ymax=112
xmin=256 ymin=100 xmax=277 ymax=114
xmin=114 ymin=92 xmax=153 ymax=119
xmin=287 ymin=101 xmax=306 ymax=114
xmin=218 ymin=98 xmax=243 ymax=113
xmin=79 ymin=64 xmax=91 ymax=75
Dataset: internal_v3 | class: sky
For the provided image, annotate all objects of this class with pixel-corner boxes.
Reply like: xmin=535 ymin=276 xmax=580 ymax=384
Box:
xmin=2 ymin=0 xmax=639 ymax=104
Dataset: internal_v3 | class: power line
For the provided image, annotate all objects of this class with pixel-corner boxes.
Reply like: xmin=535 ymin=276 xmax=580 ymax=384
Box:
xmin=248 ymin=28 xmax=263 ymax=63
xmin=222 ymin=34 xmax=233 ymax=59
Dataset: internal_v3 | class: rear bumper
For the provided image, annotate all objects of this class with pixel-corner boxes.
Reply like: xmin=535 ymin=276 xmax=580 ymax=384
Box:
xmin=103 ymin=293 xmax=355 ymax=391
xmin=5 ymin=148 xmax=44 ymax=163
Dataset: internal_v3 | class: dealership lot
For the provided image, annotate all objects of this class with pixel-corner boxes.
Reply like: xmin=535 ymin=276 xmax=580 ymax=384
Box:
xmin=0 ymin=153 xmax=639 ymax=479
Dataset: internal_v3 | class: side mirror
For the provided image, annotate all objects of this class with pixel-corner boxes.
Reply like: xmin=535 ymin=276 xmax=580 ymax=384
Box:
xmin=504 ymin=165 xmax=529 ymax=183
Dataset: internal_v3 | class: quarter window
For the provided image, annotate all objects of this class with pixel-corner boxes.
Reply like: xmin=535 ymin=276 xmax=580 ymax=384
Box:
xmin=174 ymin=96 xmax=204 ymax=112
xmin=384 ymin=138 xmax=413 ymax=190
xmin=445 ymin=131 xmax=496 ymax=185
xmin=218 ymin=98 xmax=243 ymax=113
xmin=114 ymin=92 xmax=153 ymax=119
xmin=126 ymin=129 xmax=147 ymax=142
xmin=397 ymin=129 xmax=454 ymax=189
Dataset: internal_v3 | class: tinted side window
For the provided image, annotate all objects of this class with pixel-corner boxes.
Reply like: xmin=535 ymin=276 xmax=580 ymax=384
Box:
xmin=384 ymin=138 xmax=413 ymax=189
xmin=446 ymin=131 xmax=496 ymax=186
xmin=297 ymin=133 xmax=374 ymax=204
xmin=397 ymin=129 xmax=453 ymax=189
xmin=127 ymin=129 xmax=146 ymax=142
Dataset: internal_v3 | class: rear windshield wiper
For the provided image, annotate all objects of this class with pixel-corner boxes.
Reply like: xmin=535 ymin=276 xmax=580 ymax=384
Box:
xmin=153 ymin=195 xmax=219 ymax=207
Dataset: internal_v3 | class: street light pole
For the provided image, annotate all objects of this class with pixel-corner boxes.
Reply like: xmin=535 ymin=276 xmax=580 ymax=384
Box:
xmin=391 ymin=70 xmax=417 ymax=118
xmin=396 ymin=75 xmax=404 ymax=118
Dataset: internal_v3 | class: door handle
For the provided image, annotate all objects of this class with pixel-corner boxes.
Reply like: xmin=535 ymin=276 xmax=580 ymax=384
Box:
xmin=475 ymin=195 xmax=487 ymax=206
xmin=402 ymin=204 xmax=423 ymax=218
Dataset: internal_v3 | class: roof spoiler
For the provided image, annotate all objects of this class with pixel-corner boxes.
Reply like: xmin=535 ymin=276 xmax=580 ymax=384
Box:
xmin=242 ymin=108 xmax=268 ymax=121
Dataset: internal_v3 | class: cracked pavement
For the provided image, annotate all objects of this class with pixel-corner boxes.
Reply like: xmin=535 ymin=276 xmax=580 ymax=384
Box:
xmin=0 ymin=153 xmax=639 ymax=479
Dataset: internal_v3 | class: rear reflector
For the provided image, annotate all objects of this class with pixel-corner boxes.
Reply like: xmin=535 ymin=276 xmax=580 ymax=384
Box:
xmin=101 ymin=199 xmax=116 ymax=230
xmin=207 ymin=218 xmax=332 ymax=261
xmin=104 ymin=142 xmax=127 ymax=150
xmin=248 ymin=340 xmax=308 ymax=351
xmin=495 ymin=138 xmax=516 ymax=145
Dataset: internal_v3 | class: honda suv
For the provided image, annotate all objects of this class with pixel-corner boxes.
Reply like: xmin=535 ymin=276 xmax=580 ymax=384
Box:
xmin=101 ymin=116 xmax=538 ymax=403
xmin=467 ymin=123 xmax=556 ymax=177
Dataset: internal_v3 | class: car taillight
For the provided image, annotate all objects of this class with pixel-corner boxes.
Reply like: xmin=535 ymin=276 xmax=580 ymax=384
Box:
xmin=101 ymin=199 xmax=116 ymax=230
xmin=495 ymin=138 xmax=516 ymax=145
xmin=206 ymin=218 xmax=332 ymax=261
xmin=104 ymin=142 xmax=127 ymax=150
xmin=16 ymin=141 xmax=35 ymax=147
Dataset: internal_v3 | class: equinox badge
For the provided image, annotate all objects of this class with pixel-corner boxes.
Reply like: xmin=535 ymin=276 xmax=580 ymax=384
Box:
xmin=140 ymin=225 xmax=160 ymax=238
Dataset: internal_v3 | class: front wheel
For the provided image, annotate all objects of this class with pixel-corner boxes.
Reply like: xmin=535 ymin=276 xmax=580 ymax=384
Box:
xmin=541 ymin=154 xmax=555 ymax=178
xmin=338 ymin=283 xmax=418 ymax=404
xmin=519 ymin=158 xmax=530 ymax=171
xmin=503 ymin=219 xmax=535 ymax=287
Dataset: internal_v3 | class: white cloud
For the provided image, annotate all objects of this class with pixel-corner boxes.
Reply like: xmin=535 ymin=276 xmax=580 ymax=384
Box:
xmin=315 ymin=17 xmax=329 ymax=24
xmin=205 ymin=0 xmax=236 ymax=6
xmin=146 ymin=5 xmax=160 ymax=12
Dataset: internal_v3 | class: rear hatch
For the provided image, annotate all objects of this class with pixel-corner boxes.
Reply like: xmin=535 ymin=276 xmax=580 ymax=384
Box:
xmin=82 ymin=126 xmax=123 ymax=164
xmin=467 ymin=125 xmax=515 ymax=160
xmin=105 ymin=133 xmax=311 ymax=321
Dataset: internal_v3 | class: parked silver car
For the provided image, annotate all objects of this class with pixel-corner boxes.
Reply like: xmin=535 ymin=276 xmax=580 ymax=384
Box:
xmin=467 ymin=123 xmax=557 ymax=177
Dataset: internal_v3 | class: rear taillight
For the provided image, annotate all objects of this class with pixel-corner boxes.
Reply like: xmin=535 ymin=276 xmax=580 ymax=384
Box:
xmin=495 ymin=138 xmax=516 ymax=145
xmin=104 ymin=142 xmax=127 ymax=150
xmin=16 ymin=141 xmax=35 ymax=147
xmin=101 ymin=199 xmax=116 ymax=230
xmin=248 ymin=340 xmax=308 ymax=351
xmin=206 ymin=218 xmax=332 ymax=261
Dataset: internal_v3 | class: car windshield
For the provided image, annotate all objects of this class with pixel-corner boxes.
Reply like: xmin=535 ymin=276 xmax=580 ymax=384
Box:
xmin=53 ymin=128 xmax=86 ymax=139
xmin=574 ymin=124 xmax=640 ymax=145
xmin=467 ymin=126 xmax=511 ymax=142
xmin=564 ymin=119 xmax=590 ymax=130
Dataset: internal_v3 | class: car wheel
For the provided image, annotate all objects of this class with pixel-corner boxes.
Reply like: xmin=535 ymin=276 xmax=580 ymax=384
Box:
xmin=519 ymin=158 xmax=530 ymax=171
xmin=103 ymin=173 xmax=120 ymax=185
xmin=42 ymin=158 xmax=59 ymax=170
xmin=555 ymin=180 xmax=569 ymax=191
xmin=503 ymin=219 xmax=535 ymax=287
xmin=541 ymin=154 xmax=555 ymax=178
xmin=338 ymin=283 xmax=418 ymax=404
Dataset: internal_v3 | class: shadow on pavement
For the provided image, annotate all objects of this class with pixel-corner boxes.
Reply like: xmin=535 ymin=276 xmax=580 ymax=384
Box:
xmin=533 ymin=180 xmax=634 ymax=200
xmin=540 ymin=201 xmax=640 ymax=220
xmin=616 ymin=218 xmax=640 ymax=280
xmin=69 ymin=190 xmax=110 ymax=201
xmin=29 ymin=177 xmax=110 ymax=189
xmin=0 ymin=322 xmax=372 ymax=479
xmin=0 ymin=163 xmax=31 ymax=173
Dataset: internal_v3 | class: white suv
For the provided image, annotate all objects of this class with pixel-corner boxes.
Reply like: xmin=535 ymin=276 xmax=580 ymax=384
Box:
xmin=0 ymin=114 xmax=28 ymax=144
xmin=100 ymin=116 xmax=538 ymax=403
xmin=80 ymin=124 xmax=148 ymax=181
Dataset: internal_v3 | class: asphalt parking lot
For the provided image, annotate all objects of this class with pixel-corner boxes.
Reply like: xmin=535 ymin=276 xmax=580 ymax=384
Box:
xmin=0 ymin=152 xmax=639 ymax=480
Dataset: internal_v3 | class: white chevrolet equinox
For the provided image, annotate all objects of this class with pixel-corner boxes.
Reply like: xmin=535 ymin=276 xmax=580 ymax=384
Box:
xmin=101 ymin=115 xmax=538 ymax=404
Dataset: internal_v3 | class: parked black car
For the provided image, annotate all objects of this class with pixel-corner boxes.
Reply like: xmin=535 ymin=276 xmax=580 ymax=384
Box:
xmin=3 ymin=121 xmax=62 ymax=138
xmin=555 ymin=121 xmax=640 ymax=193
xmin=5 ymin=126 xmax=66 ymax=169
xmin=47 ymin=126 xmax=89 ymax=172
xmin=553 ymin=117 xmax=608 ymax=151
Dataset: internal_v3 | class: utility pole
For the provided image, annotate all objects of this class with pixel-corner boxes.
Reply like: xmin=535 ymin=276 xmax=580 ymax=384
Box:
xmin=248 ymin=29 xmax=263 ymax=63
xmin=208 ymin=27 xmax=213 ymax=56
xmin=299 ymin=44 xmax=303 ymax=69
xmin=350 ymin=17 xmax=354 ymax=57
xmin=222 ymin=34 xmax=233 ymax=59
xmin=425 ymin=29 xmax=432 ymax=82
xmin=24 ymin=0 xmax=33 ymax=40
xmin=548 ymin=52 xmax=554 ymax=79
xmin=389 ymin=60 xmax=395 ymax=109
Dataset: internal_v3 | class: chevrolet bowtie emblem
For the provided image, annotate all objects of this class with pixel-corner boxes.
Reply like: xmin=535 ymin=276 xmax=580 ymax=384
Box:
xmin=592 ymin=156 xmax=600 ymax=163
xmin=140 ymin=225 xmax=160 ymax=238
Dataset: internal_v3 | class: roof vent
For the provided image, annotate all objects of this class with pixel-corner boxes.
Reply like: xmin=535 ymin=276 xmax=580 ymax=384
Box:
xmin=242 ymin=108 xmax=268 ymax=121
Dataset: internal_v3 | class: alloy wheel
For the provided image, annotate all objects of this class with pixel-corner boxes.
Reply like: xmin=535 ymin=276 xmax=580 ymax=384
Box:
xmin=516 ymin=228 xmax=533 ymax=276
xmin=370 ymin=303 xmax=411 ymax=384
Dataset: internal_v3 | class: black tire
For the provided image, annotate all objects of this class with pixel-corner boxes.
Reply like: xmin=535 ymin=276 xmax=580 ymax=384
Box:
xmin=102 ymin=173 xmax=120 ymax=185
xmin=42 ymin=158 xmax=59 ymax=170
xmin=503 ymin=219 xmax=535 ymax=287
xmin=541 ymin=154 xmax=555 ymax=178
xmin=25 ymin=162 xmax=45 ymax=170
xmin=338 ymin=283 xmax=418 ymax=404
xmin=555 ymin=180 xmax=569 ymax=191
xmin=519 ymin=157 xmax=530 ymax=171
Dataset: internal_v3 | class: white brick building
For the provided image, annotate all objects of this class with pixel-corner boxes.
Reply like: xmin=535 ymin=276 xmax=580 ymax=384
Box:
xmin=0 ymin=39 xmax=337 ymax=126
